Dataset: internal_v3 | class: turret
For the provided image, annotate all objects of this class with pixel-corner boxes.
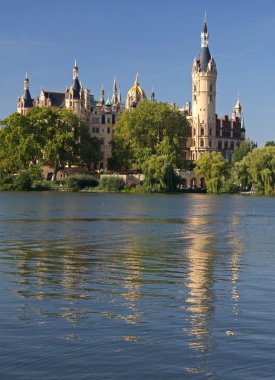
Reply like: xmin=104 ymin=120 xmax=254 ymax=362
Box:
xmin=17 ymin=73 xmax=34 ymax=114
xmin=72 ymin=60 xmax=80 ymax=98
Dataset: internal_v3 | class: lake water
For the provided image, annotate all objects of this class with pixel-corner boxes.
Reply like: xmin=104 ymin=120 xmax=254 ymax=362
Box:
xmin=0 ymin=192 xmax=275 ymax=379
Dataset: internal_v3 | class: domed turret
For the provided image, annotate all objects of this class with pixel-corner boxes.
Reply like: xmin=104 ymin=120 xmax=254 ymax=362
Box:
xmin=126 ymin=73 xmax=147 ymax=109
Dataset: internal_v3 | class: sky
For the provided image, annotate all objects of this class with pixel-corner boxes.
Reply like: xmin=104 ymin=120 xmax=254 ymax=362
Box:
xmin=0 ymin=0 xmax=274 ymax=146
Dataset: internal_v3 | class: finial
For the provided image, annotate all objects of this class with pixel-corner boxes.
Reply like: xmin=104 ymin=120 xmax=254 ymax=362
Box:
xmin=135 ymin=73 xmax=139 ymax=85
xmin=25 ymin=72 xmax=28 ymax=80
xmin=74 ymin=59 xmax=77 ymax=67
xmin=204 ymin=11 xmax=207 ymax=24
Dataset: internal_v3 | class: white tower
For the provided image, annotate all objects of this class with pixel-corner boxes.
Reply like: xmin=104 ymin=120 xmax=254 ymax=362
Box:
xmin=190 ymin=15 xmax=217 ymax=160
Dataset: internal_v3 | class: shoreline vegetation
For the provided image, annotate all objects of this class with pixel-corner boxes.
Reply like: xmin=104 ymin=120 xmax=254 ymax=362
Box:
xmin=0 ymin=103 xmax=274 ymax=195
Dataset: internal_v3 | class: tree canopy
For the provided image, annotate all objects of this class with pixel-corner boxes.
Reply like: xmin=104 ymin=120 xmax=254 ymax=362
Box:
xmin=110 ymin=100 xmax=190 ymax=170
xmin=233 ymin=146 xmax=275 ymax=194
xmin=231 ymin=139 xmax=256 ymax=163
xmin=195 ymin=151 xmax=229 ymax=194
xmin=109 ymin=100 xmax=190 ymax=191
xmin=0 ymin=107 xmax=102 ymax=179
xmin=195 ymin=146 xmax=275 ymax=195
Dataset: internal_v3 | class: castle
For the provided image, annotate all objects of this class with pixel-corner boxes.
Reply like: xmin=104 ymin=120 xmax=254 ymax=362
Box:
xmin=17 ymin=16 xmax=245 ymax=169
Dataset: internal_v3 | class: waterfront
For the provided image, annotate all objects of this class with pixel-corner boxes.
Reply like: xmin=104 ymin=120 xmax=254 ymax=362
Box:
xmin=0 ymin=192 xmax=275 ymax=379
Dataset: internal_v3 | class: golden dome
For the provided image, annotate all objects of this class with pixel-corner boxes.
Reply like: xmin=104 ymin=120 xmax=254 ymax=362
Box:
xmin=126 ymin=73 xmax=147 ymax=109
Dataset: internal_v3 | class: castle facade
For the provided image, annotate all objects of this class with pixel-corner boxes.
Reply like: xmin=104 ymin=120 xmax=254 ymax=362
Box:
xmin=17 ymin=16 xmax=245 ymax=168
xmin=17 ymin=62 xmax=123 ymax=170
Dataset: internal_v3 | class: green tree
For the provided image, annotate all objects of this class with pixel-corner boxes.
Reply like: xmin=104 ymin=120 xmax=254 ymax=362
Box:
xmin=265 ymin=141 xmax=275 ymax=147
xmin=0 ymin=107 xmax=99 ymax=180
xmin=0 ymin=113 xmax=41 ymax=172
xmin=142 ymin=155 xmax=177 ymax=192
xmin=236 ymin=146 xmax=275 ymax=194
xmin=35 ymin=108 xmax=81 ymax=180
xmin=195 ymin=152 xmax=229 ymax=194
xmin=231 ymin=139 xmax=256 ymax=163
xmin=79 ymin=127 xmax=103 ymax=170
xmin=112 ymin=100 xmax=190 ymax=170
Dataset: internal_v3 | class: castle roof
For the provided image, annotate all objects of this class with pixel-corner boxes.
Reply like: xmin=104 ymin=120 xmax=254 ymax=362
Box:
xmin=42 ymin=91 xmax=65 ymax=107
xmin=198 ymin=16 xmax=212 ymax=72
xmin=199 ymin=47 xmax=211 ymax=72
xmin=23 ymin=89 xmax=33 ymax=107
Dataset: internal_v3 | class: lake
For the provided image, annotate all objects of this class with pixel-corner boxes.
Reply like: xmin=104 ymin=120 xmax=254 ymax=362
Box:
xmin=0 ymin=192 xmax=274 ymax=379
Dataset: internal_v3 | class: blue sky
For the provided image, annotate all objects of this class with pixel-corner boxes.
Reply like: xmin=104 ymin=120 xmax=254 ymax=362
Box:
xmin=0 ymin=0 xmax=274 ymax=145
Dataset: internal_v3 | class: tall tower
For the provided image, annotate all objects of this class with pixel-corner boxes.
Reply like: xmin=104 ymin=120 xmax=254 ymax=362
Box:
xmin=190 ymin=15 xmax=217 ymax=160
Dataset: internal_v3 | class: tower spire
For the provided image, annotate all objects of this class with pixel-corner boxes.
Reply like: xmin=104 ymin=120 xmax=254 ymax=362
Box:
xmin=100 ymin=84 xmax=105 ymax=104
xmin=201 ymin=13 xmax=209 ymax=47
xmin=24 ymin=73 xmax=29 ymax=91
xmin=111 ymin=77 xmax=118 ymax=105
xmin=73 ymin=60 xmax=78 ymax=79
xmin=134 ymin=73 xmax=139 ymax=86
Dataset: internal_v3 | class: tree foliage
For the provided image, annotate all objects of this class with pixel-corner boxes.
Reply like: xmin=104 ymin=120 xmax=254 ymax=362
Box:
xmin=0 ymin=107 xmax=102 ymax=179
xmin=231 ymin=139 xmax=256 ymax=163
xmin=265 ymin=141 xmax=275 ymax=147
xmin=111 ymin=100 xmax=190 ymax=170
xmin=110 ymin=100 xmax=189 ymax=191
xmin=234 ymin=146 xmax=275 ymax=194
xmin=142 ymin=155 xmax=177 ymax=192
xmin=195 ymin=152 xmax=229 ymax=194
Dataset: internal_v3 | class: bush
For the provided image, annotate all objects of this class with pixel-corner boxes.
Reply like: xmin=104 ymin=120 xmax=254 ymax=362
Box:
xmin=98 ymin=176 xmax=125 ymax=192
xmin=1 ymin=174 xmax=14 ymax=184
xmin=32 ymin=180 xmax=52 ymax=191
xmin=65 ymin=174 xmax=98 ymax=191
xmin=0 ymin=183 xmax=14 ymax=191
xmin=28 ymin=165 xmax=43 ymax=181
xmin=13 ymin=171 xmax=32 ymax=191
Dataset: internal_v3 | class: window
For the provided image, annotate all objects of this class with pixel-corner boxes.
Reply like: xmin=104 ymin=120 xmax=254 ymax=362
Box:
xmin=210 ymin=85 xmax=212 ymax=92
xmin=230 ymin=141 xmax=234 ymax=150
xmin=92 ymin=127 xmax=96 ymax=133
xmin=210 ymin=95 xmax=212 ymax=102
xmin=200 ymin=139 xmax=204 ymax=147
xmin=224 ymin=141 xmax=229 ymax=150
xmin=96 ymin=127 xmax=99 ymax=133
xmin=107 ymin=127 xmax=111 ymax=134
xmin=209 ymin=128 xmax=212 ymax=136
xmin=194 ymin=85 xmax=196 ymax=92
xmin=107 ymin=118 xmax=111 ymax=123
xmin=193 ymin=128 xmax=196 ymax=136
xmin=201 ymin=127 xmax=204 ymax=136
xmin=218 ymin=140 xmax=222 ymax=150
xmin=194 ymin=95 xmax=196 ymax=101
xmin=102 ymin=115 xmax=105 ymax=124
xmin=209 ymin=140 xmax=212 ymax=147
xmin=92 ymin=117 xmax=100 ymax=124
